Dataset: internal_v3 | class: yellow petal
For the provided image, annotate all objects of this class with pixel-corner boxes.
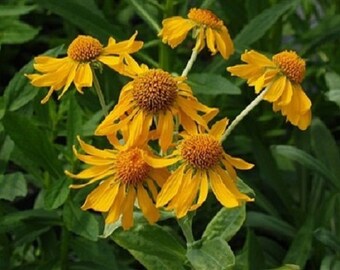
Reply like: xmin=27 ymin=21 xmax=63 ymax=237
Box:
xmin=206 ymin=27 xmax=217 ymax=55
xmin=215 ymin=166 xmax=253 ymax=201
xmin=156 ymin=165 xmax=186 ymax=207
xmin=81 ymin=179 xmax=120 ymax=211
xmin=210 ymin=118 xmax=228 ymax=140
xmin=66 ymin=165 xmax=113 ymax=179
xmin=74 ymin=63 xmax=93 ymax=92
xmin=215 ymin=26 xmax=234 ymax=59
xmin=176 ymin=170 xmax=200 ymax=218
xmin=121 ymin=187 xmax=136 ymax=230
xmin=264 ymin=76 xmax=285 ymax=102
xmin=223 ymin=153 xmax=254 ymax=170
xmin=190 ymin=170 xmax=209 ymax=211
xmin=143 ymin=152 xmax=180 ymax=168
xmin=77 ymin=136 xmax=116 ymax=158
xmin=105 ymin=184 xmax=126 ymax=224
xmin=241 ymin=50 xmax=274 ymax=67
xmin=159 ymin=17 xmax=195 ymax=48
xmin=209 ymin=169 xmax=240 ymax=208
xmin=137 ymin=184 xmax=159 ymax=223
xmin=159 ymin=110 xmax=174 ymax=152
xmin=277 ymin=77 xmax=293 ymax=105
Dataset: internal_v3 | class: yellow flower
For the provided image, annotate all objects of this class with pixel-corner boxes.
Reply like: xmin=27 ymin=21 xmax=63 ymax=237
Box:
xmin=65 ymin=136 xmax=175 ymax=230
xmin=144 ymin=118 xmax=254 ymax=219
xmin=95 ymin=56 xmax=218 ymax=152
xmin=227 ymin=50 xmax=312 ymax=130
xmin=26 ymin=33 xmax=143 ymax=104
xmin=159 ymin=8 xmax=234 ymax=59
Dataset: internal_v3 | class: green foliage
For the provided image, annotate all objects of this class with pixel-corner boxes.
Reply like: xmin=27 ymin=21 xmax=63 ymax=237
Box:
xmin=1 ymin=0 xmax=340 ymax=269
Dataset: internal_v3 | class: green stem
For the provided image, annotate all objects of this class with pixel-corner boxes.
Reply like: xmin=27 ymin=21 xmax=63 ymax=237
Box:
xmin=178 ymin=214 xmax=195 ymax=246
xmin=60 ymin=225 xmax=69 ymax=270
xmin=181 ymin=50 xmax=198 ymax=77
xmin=221 ymin=87 xmax=269 ymax=142
xmin=92 ymin=69 xmax=108 ymax=116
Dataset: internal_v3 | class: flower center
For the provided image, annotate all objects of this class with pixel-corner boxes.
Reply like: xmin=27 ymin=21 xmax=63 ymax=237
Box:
xmin=188 ymin=8 xmax=223 ymax=29
xmin=180 ymin=134 xmax=223 ymax=170
xmin=116 ymin=148 xmax=151 ymax=185
xmin=132 ymin=69 xmax=178 ymax=113
xmin=272 ymin=51 xmax=305 ymax=83
xmin=67 ymin=35 xmax=103 ymax=62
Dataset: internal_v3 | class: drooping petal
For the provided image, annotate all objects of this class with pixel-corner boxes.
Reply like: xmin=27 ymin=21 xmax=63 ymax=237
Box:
xmin=156 ymin=165 xmax=186 ymax=207
xmin=209 ymin=169 xmax=240 ymax=208
xmin=137 ymin=184 xmax=159 ymax=223
xmin=81 ymin=179 xmax=120 ymax=211
xmin=121 ymin=187 xmax=136 ymax=230
xmin=105 ymin=184 xmax=126 ymax=224
xmin=74 ymin=63 xmax=93 ymax=92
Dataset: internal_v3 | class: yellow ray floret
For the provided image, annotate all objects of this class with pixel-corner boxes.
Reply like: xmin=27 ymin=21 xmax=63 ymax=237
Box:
xmin=159 ymin=8 xmax=234 ymax=59
xmin=227 ymin=50 xmax=312 ymax=130
xmin=26 ymin=33 xmax=143 ymax=104
xmin=65 ymin=136 xmax=170 ymax=230
xmin=143 ymin=118 xmax=254 ymax=218
xmin=95 ymin=56 xmax=218 ymax=152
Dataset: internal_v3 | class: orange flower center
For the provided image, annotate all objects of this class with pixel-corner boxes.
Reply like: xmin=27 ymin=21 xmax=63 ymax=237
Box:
xmin=188 ymin=8 xmax=223 ymax=29
xmin=181 ymin=134 xmax=223 ymax=170
xmin=67 ymin=35 xmax=103 ymax=62
xmin=272 ymin=51 xmax=305 ymax=83
xmin=132 ymin=69 xmax=178 ymax=113
xmin=116 ymin=148 xmax=151 ymax=185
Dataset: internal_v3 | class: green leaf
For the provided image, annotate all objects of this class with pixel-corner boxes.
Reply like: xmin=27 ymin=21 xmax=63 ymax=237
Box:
xmin=3 ymin=112 xmax=63 ymax=179
xmin=283 ymin=217 xmax=314 ymax=268
xmin=187 ymin=238 xmax=235 ymax=270
xmin=311 ymin=118 xmax=340 ymax=180
xmin=0 ymin=136 xmax=14 ymax=173
xmin=112 ymin=224 xmax=186 ymax=269
xmin=188 ymin=73 xmax=241 ymax=95
xmin=235 ymin=230 xmax=265 ymax=270
xmin=127 ymin=0 xmax=161 ymax=33
xmin=63 ymin=200 xmax=99 ymax=241
xmin=314 ymin=228 xmax=340 ymax=252
xmin=66 ymin=95 xmax=83 ymax=151
xmin=301 ymin=15 xmax=340 ymax=54
xmin=271 ymin=145 xmax=340 ymax=189
xmin=325 ymin=72 xmax=340 ymax=108
xmin=237 ymin=178 xmax=255 ymax=197
xmin=0 ymin=173 xmax=27 ymax=201
xmin=234 ymin=0 xmax=298 ymax=50
xmin=0 ymin=209 xmax=59 ymax=234
xmin=0 ymin=19 xmax=39 ymax=44
xmin=0 ymin=5 xmax=37 ymax=16
xmin=203 ymin=205 xmax=246 ymax=241
xmin=35 ymin=0 xmax=120 ymax=41
xmin=3 ymin=45 xmax=64 ymax=112
xmin=320 ymin=255 xmax=340 ymax=270
xmin=70 ymin=237 xmax=120 ymax=270
xmin=246 ymin=211 xmax=295 ymax=238
xmin=44 ymin=177 xmax=72 ymax=209
xmin=269 ymin=265 xmax=300 ymax=270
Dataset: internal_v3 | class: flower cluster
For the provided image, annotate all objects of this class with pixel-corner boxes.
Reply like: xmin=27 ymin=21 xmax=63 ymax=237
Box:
xmin=27 ymin=7 xmax=312 ymax=230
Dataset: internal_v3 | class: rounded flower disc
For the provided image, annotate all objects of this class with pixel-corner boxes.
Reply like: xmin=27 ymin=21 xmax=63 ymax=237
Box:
xmin=95 ymin=57 xmax=218 ymax=152
xmin=26 ymin=32 xmax=143 ymax=103
xmin=227 ymin=50 xmax=312 ymax=130
xmin=147 ymin=118 xmax=254 ymax=218
xmin=65 ymin=136 xmax=171 ymax=230
xmin=159 ymin=7 xmax=234 ymax=59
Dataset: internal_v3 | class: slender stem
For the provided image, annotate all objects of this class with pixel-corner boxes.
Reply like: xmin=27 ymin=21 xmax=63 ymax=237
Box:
xmin=60 ymin=225 xmax=69 ymax=270
xmin=221 ymin=87 xmax=269 ymax=142
xmin=92 ymin=70 xmax=108 ymax=116
xmin=178 ymin=214 xmax=195 ymax=246
xmin=181 ymin=50 xmax=198 ymax=77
